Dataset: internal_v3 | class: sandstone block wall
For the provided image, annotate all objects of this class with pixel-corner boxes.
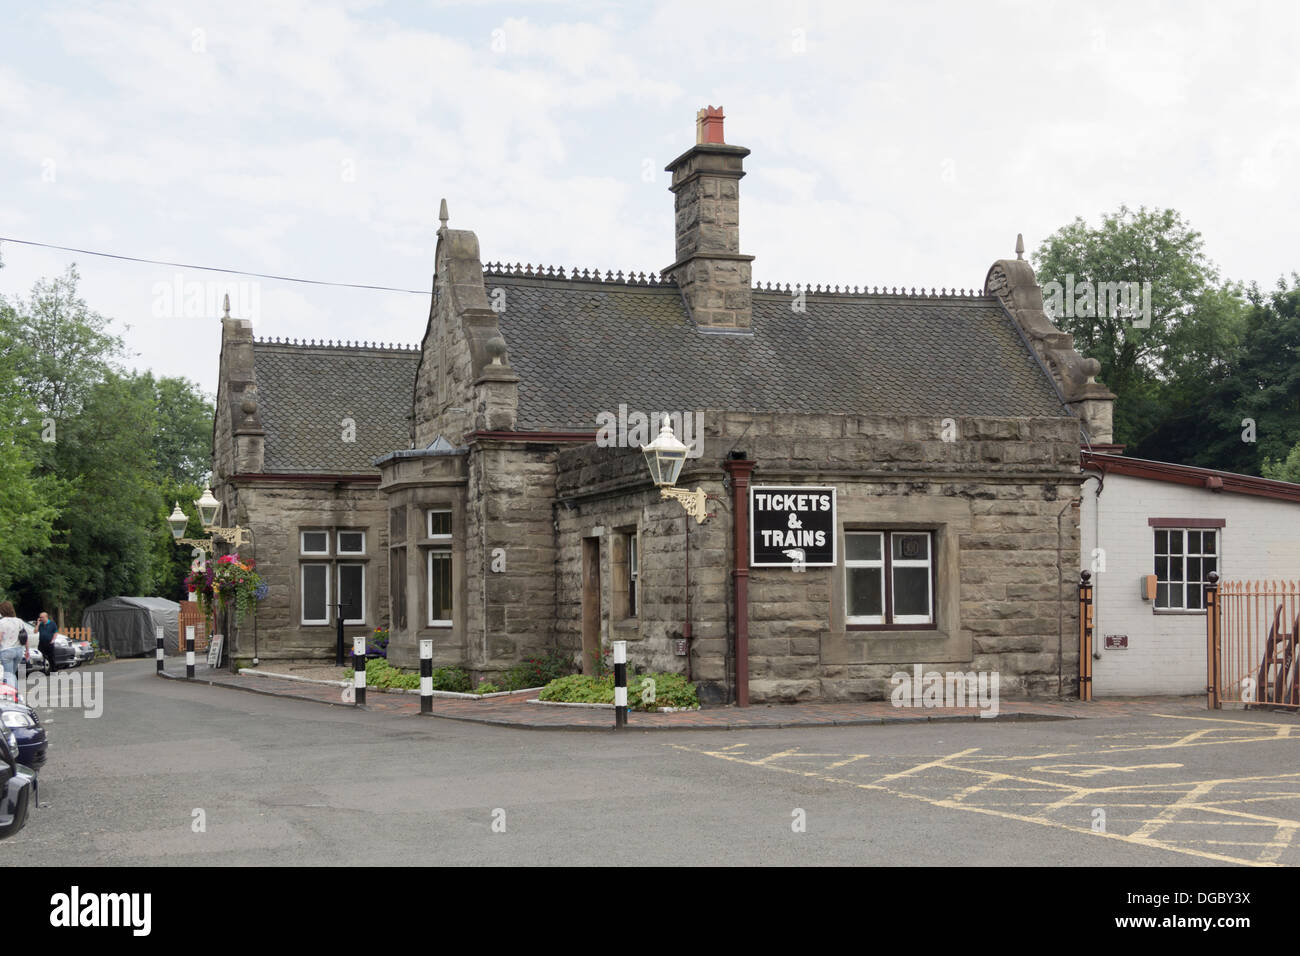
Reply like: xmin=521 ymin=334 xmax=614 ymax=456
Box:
xmin=554 ymin=409 xmax=1084 ymax=703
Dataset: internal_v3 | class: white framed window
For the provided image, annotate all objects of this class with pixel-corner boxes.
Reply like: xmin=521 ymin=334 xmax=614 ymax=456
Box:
xmin=845 ymin=530 xmax=935 ymax=627
xmin=845 ymin=532 xmax=885 ymax=625
xmin=1155 ymin=529 xmax=1218 ymax=611
xmin=428 ymin=548 xmax=452 ymax=627
xmin=428 ymin=509 xmax=452 ymax=540
xmin=338 ymin=563 xmax=366 ymax=624
xmin=628 ymin=533 xmax=638 ymax=618
xmin=338 ymin=530 xmax=366 ymax=555
xmin=301 ymin=564 xmax=330 ymax=625
xmin=300 ymin=530 xmax=330 ymax=556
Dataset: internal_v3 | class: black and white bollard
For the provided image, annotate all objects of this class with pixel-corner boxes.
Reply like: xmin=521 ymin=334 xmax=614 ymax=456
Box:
xmin=419 ymin=639 xmax=433 ymax=715
xmin=352 ymin=636 xmax=366 ymax=706
xmin=185 ymin=625 xmax=195 ymax=679
xmin=613 ymin=640 xmax=627 ymax=729
xmin=156 ymin=624 xmax=164 ymax=675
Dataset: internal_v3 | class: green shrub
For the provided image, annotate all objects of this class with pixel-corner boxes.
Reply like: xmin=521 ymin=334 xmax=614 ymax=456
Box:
xmin=538 ymin=672 xmax=698 ymax=711
xmin=538 ymin=674 xmax=612 ymax=704
xmin=474 ymin=681 xmax=501 ymax=695
xmin=501 ymin=649 xmax=578 ymax=691
xmin=430 ymin=666 xmax=471 ymax=693
xmin=344 ymin=658 xmax=420 ymax=690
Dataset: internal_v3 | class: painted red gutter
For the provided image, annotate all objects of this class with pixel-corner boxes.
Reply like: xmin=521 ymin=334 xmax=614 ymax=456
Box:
xmin=1081 ymin=452 xmax=1300 ymax=504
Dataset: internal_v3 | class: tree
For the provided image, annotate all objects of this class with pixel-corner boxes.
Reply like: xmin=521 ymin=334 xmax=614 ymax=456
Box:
xmin=7 ymin=264 xmax=123 ymax=420
xmin=1033 ymin=206 xmax=1247 ymax=454
xmin=27 ymin=372 xmax=162 ymax=616
xmin=0 ymin=299 xmax=62 ymax=594
xmin=2 ymin=262 xmax=215 ymax=615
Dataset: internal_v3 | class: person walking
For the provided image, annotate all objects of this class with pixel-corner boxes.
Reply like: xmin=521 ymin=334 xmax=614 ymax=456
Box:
xmin=35 ymin=611 xmax=57 ymax=665
xmin=0 ymin=602 xmax=26 ymax=689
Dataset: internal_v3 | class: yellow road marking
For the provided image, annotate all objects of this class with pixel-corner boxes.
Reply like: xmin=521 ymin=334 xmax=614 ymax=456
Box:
xmin=669 ymin=742 xmax=1292 ymax=867
xmin=868 ymin=748 xmax=981 ymax=786
xmin=825 ymin=755 xmax=872 ymax=769
xmin=1129 ymin=781 xmax=1217 ymax=841
xmin=1260 ymin=825 xmax=1296 ymax=864
xmin=1031 ymin=763 xmax=1184 ymax=778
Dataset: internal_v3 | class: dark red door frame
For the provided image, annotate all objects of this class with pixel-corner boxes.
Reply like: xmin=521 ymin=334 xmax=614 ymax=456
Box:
xmin=724 ymin=458 xmax=755 ymax=707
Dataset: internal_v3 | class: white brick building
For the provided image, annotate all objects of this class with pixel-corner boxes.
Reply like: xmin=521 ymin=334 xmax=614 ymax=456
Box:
xmin=1081 ymin=453 xmax=1300 ymax=696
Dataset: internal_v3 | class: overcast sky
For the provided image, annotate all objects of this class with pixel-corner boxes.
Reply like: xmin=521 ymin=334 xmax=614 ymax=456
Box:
xmin=2 ymin=0 xmax=1297 ymax=396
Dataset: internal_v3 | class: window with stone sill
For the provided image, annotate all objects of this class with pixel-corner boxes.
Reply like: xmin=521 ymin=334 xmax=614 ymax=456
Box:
xmin=300 ymin=527 xmax=367 ymax=625
xmin=301 ymin=563 xmax=330 ymax=625
xmin=611 ymin=528 xmax=638 ymax=621
xmin=428 ymin=509 xmax=452 ymax=540
xmin=1154 ymin=528 xmax=1218 ymax=612
xmin=427 ymin=548 xmax=453 ymax=627
xmin=845 ymin=531 xmax=936 ymax=629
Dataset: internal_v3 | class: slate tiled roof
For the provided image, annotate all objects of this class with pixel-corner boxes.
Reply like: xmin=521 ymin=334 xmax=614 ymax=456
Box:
xmin=251 ymin=343 xmax=419 ymax=473
xmin=491 ymin=275 xmax=1068 ymax=431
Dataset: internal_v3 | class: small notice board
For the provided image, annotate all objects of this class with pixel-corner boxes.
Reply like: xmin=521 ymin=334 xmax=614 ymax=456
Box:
xmin=207 ymin=634 xmax=224 ymax=667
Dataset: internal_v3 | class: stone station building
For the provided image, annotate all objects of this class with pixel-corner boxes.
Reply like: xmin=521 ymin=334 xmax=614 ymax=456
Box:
xmin=211 ymin=108 xmax=1114 ymax=703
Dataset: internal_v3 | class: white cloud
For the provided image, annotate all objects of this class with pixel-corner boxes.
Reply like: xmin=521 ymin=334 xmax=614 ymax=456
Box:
xmin=0 ymin=0 xmax=1296 ymax=396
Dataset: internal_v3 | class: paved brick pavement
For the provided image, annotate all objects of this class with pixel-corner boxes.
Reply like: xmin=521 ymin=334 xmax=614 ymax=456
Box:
xmin=158 ymin=664 xmax=1219 ymax=730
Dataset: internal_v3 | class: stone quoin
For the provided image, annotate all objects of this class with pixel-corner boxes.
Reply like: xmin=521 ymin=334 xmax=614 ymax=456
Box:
xmin=210 ymin=107 xmax=1114 ymax=703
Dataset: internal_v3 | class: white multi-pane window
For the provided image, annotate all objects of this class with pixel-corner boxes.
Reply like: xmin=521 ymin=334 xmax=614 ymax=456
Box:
xmin=845 ymin=531 xmax=935 ymax=627
xmin=300 ymin=529 xmax=366 ymax=624
xmin=427 ymin=509 xmax=453 ymax=627
xmin=301 ymin=564 xmax=330 ymax=625
xmin=1155 ymin=529 xmax=1218 ymax=611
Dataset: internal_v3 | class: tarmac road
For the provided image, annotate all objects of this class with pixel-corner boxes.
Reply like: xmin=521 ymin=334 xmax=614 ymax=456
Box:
xmin=13 ymin=659 xmax=1300 ymax=866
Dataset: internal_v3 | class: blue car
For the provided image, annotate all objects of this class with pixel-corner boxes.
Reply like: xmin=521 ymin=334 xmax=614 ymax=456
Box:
xmin=0 ymin=724 xmax=36 ymax=839
xmin=0 ymin=701 xmax=47 ymax=771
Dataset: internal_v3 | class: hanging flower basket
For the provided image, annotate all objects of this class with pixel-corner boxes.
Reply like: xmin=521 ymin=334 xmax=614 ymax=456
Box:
xmin=185 ymin=554 xmax=266 ymax=624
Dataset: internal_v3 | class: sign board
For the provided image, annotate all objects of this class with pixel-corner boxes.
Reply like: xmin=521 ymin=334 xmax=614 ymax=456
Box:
xmin=1104 ymin=634 xmax=1128 ymax=650
xmin=750 ymin=486 xmax=837 ymax=567
xmin=207 ymin=633 xmax=224 ymax=667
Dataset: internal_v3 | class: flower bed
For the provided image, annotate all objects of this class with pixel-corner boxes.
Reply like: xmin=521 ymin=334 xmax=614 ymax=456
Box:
xmin=538 ymin=672 xmax=699 ymax=711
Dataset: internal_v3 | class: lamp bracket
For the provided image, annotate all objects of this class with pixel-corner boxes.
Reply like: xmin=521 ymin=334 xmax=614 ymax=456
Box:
xmin=660 ymin=486 xmax=709 ymax=524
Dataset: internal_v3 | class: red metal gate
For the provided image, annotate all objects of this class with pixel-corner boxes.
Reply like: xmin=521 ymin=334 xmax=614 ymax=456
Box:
xmin=1208 ymin=575 xmax=1300 ymax=710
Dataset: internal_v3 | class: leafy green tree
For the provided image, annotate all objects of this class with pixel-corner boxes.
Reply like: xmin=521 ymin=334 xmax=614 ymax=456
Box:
xmin=3 ymin=260 xmax=215 ymax=615
xmin=0 ymin=299 xmax=62 ymax=594
xmin=1033 ymin=206 xmax=1247 ymax=454
xmin=28 ymin=372 xmax=161 ymax=616
xmin=7 ymin=264 xmax=123 ymax=418
xmin=1263 ymin=442 xmax=1300 ymax=484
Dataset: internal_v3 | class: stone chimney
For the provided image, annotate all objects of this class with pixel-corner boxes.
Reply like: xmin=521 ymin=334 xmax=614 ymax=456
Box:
xmin=217 ymin=294 xmax=265 ymax=475
xmin=663 ymin=106 xmax=754 ymax=330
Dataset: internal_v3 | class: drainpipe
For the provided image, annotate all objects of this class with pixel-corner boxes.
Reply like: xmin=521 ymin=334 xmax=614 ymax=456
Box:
xmin=683 ymin=513 xmax=693 ymax=682
xmin=723 ymin=456 xmax=754 ymax=707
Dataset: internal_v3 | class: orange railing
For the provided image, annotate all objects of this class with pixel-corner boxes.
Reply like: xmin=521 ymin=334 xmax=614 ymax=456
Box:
xmin=1211 ymin=578 xmax=1300 ymax=710
xmin=178 ymin=602 xmax=210 ymax=653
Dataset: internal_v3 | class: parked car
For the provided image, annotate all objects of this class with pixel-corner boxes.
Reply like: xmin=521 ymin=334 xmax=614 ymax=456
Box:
xmin=0 ymin=725 xmax=36 ymax=839
xmin=25 ymin=645 xmax=48 ymax=675
xmin=0 ymin=684 xmax=19 ymax=704
xmin=68 ymin=635 xmax=94 ymax=665
xmin=24 ymin=623 xmax=78 ymax=671
xmin=0 ymin=702 xmax=46 ymax=771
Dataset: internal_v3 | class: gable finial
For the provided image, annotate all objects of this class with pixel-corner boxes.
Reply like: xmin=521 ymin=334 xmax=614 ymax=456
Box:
xmin=438 ymin=198 xmax=449 ymax=232
xmin=1015 ymin=233 xmax=1025 ymax=260
xmin=222 ymin=293 xmax=230 ymax=318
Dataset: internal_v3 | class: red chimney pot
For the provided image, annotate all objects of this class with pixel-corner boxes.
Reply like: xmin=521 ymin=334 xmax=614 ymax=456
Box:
xmin=697 ymin=106 xmax=725 ymax=144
